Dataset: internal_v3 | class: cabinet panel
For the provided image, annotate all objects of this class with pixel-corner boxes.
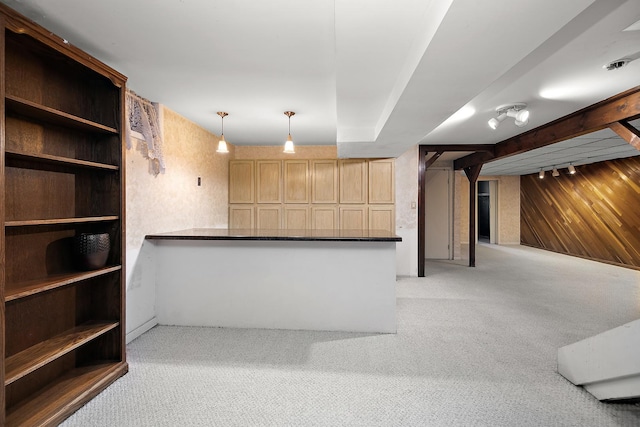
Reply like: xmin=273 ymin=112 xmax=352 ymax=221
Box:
xmin=256 ymin=160 xmax=282 ymax=204
xmin=369 ymin=159 xmax=395 ymax=204
xmin=256 ymin=206 xmax=282 ymax=229
xmin=229 ymin=160 xmax=255 ymax=204
xmin=369 ymin=205 xmax=395 ymax=232
xmin=229 ymin=205 xmax=254 ymax=229
xmin=340 ymin=206 xmax=367 ymax=231
xmin=311 ymin=160 xmax=338 ymax=204
xmin=284 ymin=160 xmax=309 ymax=203
xmin=284 ymin=206 xmax=309 ymax=230
xmin=311 ymin=206 xmax=338 ymax=230
xmin=339 ymin=159 xmax=367 ymax=204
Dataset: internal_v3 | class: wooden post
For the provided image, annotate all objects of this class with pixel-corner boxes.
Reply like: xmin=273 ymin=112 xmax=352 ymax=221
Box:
xmin=464 ymin=164 xmax=482 ymax=267
xmin=417 ymin=146 xmax=427 ymax=277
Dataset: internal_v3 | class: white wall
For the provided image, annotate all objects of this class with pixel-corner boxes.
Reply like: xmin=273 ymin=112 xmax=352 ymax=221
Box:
xmin=125 ymin=106 xmax=229 ymax=342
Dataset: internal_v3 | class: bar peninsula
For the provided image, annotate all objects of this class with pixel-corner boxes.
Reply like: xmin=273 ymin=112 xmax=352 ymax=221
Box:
xmin=145 ymin=228 xmax=401 ymax=333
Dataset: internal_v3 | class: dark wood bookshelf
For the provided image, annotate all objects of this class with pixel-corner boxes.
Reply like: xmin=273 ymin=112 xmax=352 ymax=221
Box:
xmin=0 ymin=3 xmax=128 ymax=424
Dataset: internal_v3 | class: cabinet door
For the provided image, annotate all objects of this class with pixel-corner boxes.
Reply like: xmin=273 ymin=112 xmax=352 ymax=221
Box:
xmin=311 ymin=206 xmax=338 ymax=230
xmin=311 ymin=160 xmax=338 ymax=204
xmin=229 ymin=160 xmax=255 ymax=204
xmin=284 ymin=160 xmax=309 ymax=203
xmin=229 ymin=205 xmax=254 ymax=229
xmin=368 ymin=159 xmax=395 ymax=204
xmin=339 ymin=206 xmax=367 ymax=231
xmin=256 ymin=160 xmax=282 ymax=203
xmin=339 ymin=159 xmax=367 ymax=204
xmin=284 ymin=206 xmax=309 ymax=230
xmin=369 ymin=205 xmax=395 ymax=232
xmin=256 ymin=206 xmax=282 ymax=229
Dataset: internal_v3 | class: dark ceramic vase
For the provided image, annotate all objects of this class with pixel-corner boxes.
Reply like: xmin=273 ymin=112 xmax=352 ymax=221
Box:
xmin=74 ymin=233 xmax=110 ymax=270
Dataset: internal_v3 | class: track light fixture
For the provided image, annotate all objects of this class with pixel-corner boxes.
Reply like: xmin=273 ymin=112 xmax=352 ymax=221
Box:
xmin=216 ymin=112 xmax=229 ymax=153
xmin=552 ymin=166 xmax=560 ymax=177
xmin=568 ymin=163 xmax=576 ymax=174
xmin=539 ymin=168 xmax=545 ymax=179
xmin=284 ymin=111 xmax=295 ymax=154
xmin=488 ymin=103 xmax=530 ymax=130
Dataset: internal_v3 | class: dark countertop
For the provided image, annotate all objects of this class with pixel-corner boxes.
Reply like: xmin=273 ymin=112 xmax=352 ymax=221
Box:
xmin=145 ymin=228 xmax=402 ymax=242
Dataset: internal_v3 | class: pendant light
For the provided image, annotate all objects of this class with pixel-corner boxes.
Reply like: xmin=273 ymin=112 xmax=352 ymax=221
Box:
xmin=216 ymin=112 xmax=229 ymax=153
xmin=284 ymin=111 xmax=295 ymax=154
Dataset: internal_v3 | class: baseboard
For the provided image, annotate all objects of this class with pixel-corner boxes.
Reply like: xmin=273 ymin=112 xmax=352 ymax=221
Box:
xmin=126 ymin=317 xmax=158 ymax=344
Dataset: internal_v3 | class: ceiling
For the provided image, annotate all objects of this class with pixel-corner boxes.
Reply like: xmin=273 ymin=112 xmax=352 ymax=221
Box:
xmin=3 ymin=0 xmax=640 ymax=175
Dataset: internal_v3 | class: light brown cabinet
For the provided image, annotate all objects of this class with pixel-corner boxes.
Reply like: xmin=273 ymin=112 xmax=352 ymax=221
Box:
xmin=284 ymin=160 xmax=309 ymax=203
xmin=256 ymin=160 xmax=282 ymax=203
xmin=0 ymin=4 xmax=127 ymax=424
xmin=311 ymin=160 xmax=338 ymax=204
xmin=229 ymin=158 xmax=395 ymax=232
xmin=369 ymin=205 xmax=395 ymax=232
xmin=229 ymin=160 xmax=255 ymax=204
xmin=339 ymin=159 xmax=368 ymax=204
xmin=369 ymin=159 xmax=395 ymax=204
xmin=284 ymin=206 xmax=309 ymax=230
xmin=256 ymin=206 xmax=282 ymax=229
xmin=311 ymin=206 xmax=338 ymax=230
xmin=340 ymin=206 xmax=368 ymax=231
xmin=229 ymin=205 xmax=254 ymax=229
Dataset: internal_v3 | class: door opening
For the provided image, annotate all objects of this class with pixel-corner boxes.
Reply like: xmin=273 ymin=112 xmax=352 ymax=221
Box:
xmin=425 ymin=168 xmax=452 ymax=260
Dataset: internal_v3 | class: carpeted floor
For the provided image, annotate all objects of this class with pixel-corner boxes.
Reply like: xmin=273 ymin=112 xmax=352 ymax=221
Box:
xmin=62 ymin=244 xmax=640 ymax=426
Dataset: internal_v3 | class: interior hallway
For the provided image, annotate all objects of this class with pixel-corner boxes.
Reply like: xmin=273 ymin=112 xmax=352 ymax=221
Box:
xmin=62 ymin=244 xmax=640 ymax=426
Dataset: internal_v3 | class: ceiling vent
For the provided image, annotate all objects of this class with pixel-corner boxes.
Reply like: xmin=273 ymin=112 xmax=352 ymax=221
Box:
xmin=603 ymin=58 xmax=631 ymax=71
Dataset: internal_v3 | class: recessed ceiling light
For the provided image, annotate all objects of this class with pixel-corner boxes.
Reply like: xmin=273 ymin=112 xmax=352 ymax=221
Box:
xmin=603 ymin=58 xmax=631 ymax=71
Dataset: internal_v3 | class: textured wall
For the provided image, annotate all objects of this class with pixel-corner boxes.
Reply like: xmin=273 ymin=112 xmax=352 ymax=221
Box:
xmin=395 ymin=146 xmax=418 ymax=276
xmin=521 ymin=156 xmax=640 ymax=268
xmin=456 ymin=174 xmax=521 ymax=246
xmin=126 ymin=105 xmax=230 ymax=339
xmin=234 ymin=145 xmax=336 ymax=160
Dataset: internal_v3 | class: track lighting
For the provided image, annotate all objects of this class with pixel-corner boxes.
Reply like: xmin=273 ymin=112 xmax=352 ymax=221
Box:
xmin=488 ymin=103 xmax=530 ymax=129
xmin=284 ymin=111 xmax=295 ymax=154
xmin=539 ymin=168 xmax=545 ymax=179
xmin=568 ymin=163 xmax=576 ymax=174
xmin=216 ymin=112 xmax=229 ymax=153
xmin=552 ymin=167 xmax=560 ymax=177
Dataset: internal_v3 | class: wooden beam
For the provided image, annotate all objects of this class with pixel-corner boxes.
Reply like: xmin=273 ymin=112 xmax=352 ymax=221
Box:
xmin=609 ymin=120 xmax=640 ymax=151
xmin=418 ymin=146 xmax=428 ymax=277
xmin=425 ymin=151 xmax=443 ymax=169
xmin=454 ymin=85 xmax=640 ymax=170
xmin=464 ymin=164 xmax=482 ymax=267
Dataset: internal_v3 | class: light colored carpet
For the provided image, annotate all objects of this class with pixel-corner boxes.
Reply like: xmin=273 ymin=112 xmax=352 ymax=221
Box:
xmin=62 ymin=244 xmax=640 ymax=426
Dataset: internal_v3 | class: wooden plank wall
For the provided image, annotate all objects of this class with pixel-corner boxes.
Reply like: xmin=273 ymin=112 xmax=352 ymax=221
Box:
xmin=520 ymin=156 xmax=640 ymax=269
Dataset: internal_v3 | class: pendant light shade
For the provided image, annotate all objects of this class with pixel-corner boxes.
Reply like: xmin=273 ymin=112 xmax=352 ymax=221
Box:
xmin=216 ymin=112 xmax=229 ymax=153
xmin=284 ymin=111 xmax=295 ymax=154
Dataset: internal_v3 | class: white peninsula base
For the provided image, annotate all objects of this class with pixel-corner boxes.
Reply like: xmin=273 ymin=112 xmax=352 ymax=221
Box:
xmin=146 ymin=229 xmax=400 ymax=333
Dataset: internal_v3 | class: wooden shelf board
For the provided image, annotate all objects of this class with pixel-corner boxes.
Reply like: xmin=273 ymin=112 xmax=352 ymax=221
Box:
xmin=5 ymin=322 xmax=120 ymax=386
xmin=5 ymin=265 xmax=122 ymax=302
xmin=5 ymin=216 xmax=119 ymax=227
xmin=6 ymin=94 xmax=119 ymax=134
xmin=5 ymin=149 xmax=119 ymax=170
xmin=6 ymin=362 xmax=128 ymax=427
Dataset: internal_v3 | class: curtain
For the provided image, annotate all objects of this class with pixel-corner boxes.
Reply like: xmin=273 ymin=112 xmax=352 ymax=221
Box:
xmin=125 ymin=89 xmax=166 ymax=175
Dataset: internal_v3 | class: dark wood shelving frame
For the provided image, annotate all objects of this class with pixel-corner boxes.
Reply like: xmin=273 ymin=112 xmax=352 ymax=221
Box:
xmin=0 ymin=3 xmax=128 ymax=425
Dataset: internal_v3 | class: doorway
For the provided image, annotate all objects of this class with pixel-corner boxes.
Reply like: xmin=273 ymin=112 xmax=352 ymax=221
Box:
xmin=477 ymin=180 xmax=497 ymax=244
xmin=425 ymin=168 xmax=452 ymax=259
